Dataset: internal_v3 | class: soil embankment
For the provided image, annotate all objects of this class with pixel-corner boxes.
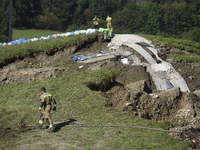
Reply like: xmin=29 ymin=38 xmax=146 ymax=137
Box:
xmin=1 ymin=34 xmax=200 ymax=148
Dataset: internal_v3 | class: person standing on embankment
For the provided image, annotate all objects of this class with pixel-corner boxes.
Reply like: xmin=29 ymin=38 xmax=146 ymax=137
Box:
xmin=93 ymin=15 xmax=99 ymax=30
xmin=106 ymin=15 xmax=113 ymax=32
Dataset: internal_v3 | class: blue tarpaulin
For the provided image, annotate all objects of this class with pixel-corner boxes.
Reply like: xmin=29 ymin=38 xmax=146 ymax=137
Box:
xmin=73 ymin=55 xmax=80 ymax=61
xmin=80 ymin=56 xmax=88 ymax=61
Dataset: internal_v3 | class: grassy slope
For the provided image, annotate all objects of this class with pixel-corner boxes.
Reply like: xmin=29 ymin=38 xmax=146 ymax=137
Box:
xmin=0 ymin=69 xmax=189 ymax=149
xmin=141 ymin=34 xmax=200 ymax=52
xmin=141 ymin=34 xmax=200 ymax=63
xmin=0 ymin=30 xmax=189 ymax=149
xmin=170 ymin=54 xmax=200 ymax=63
xmin=12 ymin=29 xmax=61 ymax=40
xmin=0 ymin=32 xmax=99 ymax=66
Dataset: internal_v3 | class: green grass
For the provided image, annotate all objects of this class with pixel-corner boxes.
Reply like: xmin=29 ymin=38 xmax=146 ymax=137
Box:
xmin=141 ymin=34 xmax=200 ymax=63
xmin=141 ymin=34 xmax=200 ymax=53
xmin=0 ymin=32 xmax=100 ymax=67
xmin=12 ymin=29 xmax=61 ymax=40
xmin=0 ymin=69 xmax=189 ymax=149
xmin=170 ymin=54 xmax=200 ymax=63
xmin=0 ymin=30 xmax=191 ymax=149
xmin=53 ymin=61 xmax=66 ymax=67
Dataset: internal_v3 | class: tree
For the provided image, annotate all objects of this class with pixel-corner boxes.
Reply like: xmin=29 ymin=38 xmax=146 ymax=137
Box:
xmin=13 ymin=0 xmax=32 ymax=28
xmin=0 ymin=0 xmax=9 ymax=42
xmin=181 ymin=27 xmax=200 ymax=42
xmin=113 ymin=3 xmax=143 ymax=33
xmin=73 ymin=0 xmax=89 ymax=26
xmin=50 ymin=0 xmax=77 ymax=30
xmin=35 ymin=7 xmax=62 ymax=30
xmin=141 ymin=2 xmax=164 ymax=35
xmin=162 ymin=2 xmax=192 ymax=36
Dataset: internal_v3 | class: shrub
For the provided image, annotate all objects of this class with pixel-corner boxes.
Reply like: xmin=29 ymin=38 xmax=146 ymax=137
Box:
xmin=0 ymin=34 xmax=8 ymax=43
xmin=35 ymin=7 xmax=62 ymax=31
xmin=181 ymin=27 xmax=200 ymax=42
xmin=0 ymin=0 xmax=9 ymax=42
xmin=98 ymin=19 xmax=107 ymax=29
xmin=66 ymin=24 xmax=79 ymax=32
xmin=156 ymin=31 xmax=170 ymax=38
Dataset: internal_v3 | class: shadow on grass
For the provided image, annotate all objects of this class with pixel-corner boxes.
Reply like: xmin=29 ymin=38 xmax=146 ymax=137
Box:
xmin=54 ymin=119 xmax=77 ymax=132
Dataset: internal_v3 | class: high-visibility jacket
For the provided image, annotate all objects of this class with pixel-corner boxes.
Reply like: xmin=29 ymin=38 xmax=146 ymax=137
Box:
xmin=39 ymin=93 xmax=56 ymax=110
xmin=106 ymin=17 xmax=112 ymax=23
xmin=38 ymin=93 xmax=57 ymax=128
xmin=93 ymin=18 xmax=99 ymax=25
xmin=106 ymin=17 xmax=113 ymax=31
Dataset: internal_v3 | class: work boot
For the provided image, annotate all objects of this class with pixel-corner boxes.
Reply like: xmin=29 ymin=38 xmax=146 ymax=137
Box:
xmin=47 ymin=129 xmax=54 ymax=133
xmin=37 ymin=125 xmax=42 ymax=129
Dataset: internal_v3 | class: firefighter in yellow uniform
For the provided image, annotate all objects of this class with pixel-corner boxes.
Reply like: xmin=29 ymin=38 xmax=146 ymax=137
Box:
xmin=93 ymin=15 xmax=99 ymax=30
xmin=37 ymin=87 xmax=56 ymax=133
xmin=106 ymin=15 xmax=113 ymax=32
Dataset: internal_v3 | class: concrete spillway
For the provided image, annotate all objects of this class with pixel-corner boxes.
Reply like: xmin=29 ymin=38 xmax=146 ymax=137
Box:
xmin=110 ymin=34 xmax=190 ymax=92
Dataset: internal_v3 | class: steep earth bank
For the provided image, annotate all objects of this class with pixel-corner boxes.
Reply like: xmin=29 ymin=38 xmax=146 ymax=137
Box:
xmin=1 ymin=34 xmax=200 ymax=148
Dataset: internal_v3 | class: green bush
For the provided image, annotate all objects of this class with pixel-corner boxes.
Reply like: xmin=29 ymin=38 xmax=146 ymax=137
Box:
xmin=66 ymin=24 xmax=79 ymax=32
xmin=0 ymin=1 xmax=9 ymax=43
xmin=156 ymin=31 xmax=170 ymax=38
xmin=98 ymin=19 xmax=107 ymax=29
xmin=35 ymin=7 xmax=62 ymax=31
xmin=0 ymin=34 xmax=8 ymax=43
xmin=181 ymin=27 xmax=200 ymax=42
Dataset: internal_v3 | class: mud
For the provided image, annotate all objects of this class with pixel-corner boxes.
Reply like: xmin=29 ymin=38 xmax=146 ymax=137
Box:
xmin=1 ymin=34 xmax=200 ymax=148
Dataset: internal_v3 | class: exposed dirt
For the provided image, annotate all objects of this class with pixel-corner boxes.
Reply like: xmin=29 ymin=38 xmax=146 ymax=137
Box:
xmin=182 ymin=129 xmax=200 ymax=149
xmin=105 ymin=82 xmax=200 ymax=120
xmin=155 ymin=42 xmax=200 ymax=93
xmin=0 ymin=118 xmax=26 ymax=141
xmin=171 ymin=59 xmax=200 ymax=92
xmin=1 ymin=34 xmax=200 ymax=149
xmin=0 ymin=35 xmax=108 ymax=83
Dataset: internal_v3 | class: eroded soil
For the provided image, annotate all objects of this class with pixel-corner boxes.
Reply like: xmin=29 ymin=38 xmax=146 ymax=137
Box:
xmin=1 ymin=34 xmax=200 ymax=149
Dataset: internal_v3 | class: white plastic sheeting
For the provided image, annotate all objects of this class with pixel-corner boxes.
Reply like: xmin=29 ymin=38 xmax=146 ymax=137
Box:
xmin=73 ymin=52 xmax=107 ymax=62
xmin=0 ymin=28 xmax=109 ymax=46
xmin=110 ymin=34 xmax=190 ymax=92
xmin=121 ymin=58 xmax=129 ymax=65
xmin=124 ymin=43 xmax=157 ymax=65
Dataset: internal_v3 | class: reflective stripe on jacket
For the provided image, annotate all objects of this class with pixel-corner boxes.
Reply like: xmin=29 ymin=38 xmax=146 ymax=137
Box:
xmin=93 ymin=18 xmax=99 ymax=25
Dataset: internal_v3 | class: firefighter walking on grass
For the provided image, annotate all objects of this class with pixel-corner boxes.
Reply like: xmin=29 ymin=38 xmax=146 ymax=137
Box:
xmin=106 ymin=15 xmax=113 ymax=32
xmin=37 ymin=87 xmax=57 ymax=133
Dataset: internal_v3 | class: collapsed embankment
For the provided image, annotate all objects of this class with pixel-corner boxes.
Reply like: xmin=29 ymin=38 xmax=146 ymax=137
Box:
xmin=0 ymin=34 xmax=107 ymax=84
xmin=1 ymin=33 xmax=200 ymax=148
xmin=1 ymin=33 xmax=200 ymax=123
